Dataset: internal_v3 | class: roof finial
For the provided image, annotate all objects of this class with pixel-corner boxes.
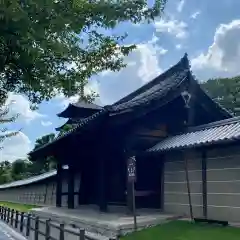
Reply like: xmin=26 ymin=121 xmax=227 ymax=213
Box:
xmin=182 ymin=52 xmax=190 ymax=69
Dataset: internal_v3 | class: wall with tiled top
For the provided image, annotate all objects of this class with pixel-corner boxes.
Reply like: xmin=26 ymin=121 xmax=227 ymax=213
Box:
xmin=163 ymin=146 xmax=240 ymax=222
xmin=0 ymin=175 xmax=80 ymax=208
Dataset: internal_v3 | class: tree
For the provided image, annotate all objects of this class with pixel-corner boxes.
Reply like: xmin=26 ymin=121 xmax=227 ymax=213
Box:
xmin=201 ymin=76 xmax=240 ymax=116
xmin=11 ymin=159 xmax=30 ymax=180
xmin=0 ymin=89 xmax=19 ymax=150
xmin=33 ymin=133 xmax=56 ymax=150
xmin=30 ymin=133 xmax=57 ymax=174
xmin=0 ymin=0 xmax=167 ymax=106
xmin=59 ymin=124 xmax=75 ymax=136
xmin=0 ymin=160 xmax=13 ymax=184
xmin=0 ymin=172 xmax=12 ymax=184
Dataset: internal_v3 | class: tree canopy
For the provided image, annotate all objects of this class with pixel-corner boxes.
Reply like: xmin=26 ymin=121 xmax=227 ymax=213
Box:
xmin=201 ymin=76 xmax=240 ymax=116
xmin=0 ymin=89 xmax=19 ymax=150
xmin=0 ymin=133 xmax=57 ymax=184
xmin=33 ymin=133 xmax=55 ymax=150
xmin=0 ymin=0 xmax=166 ymax=106
xmin=31 ymin=133 xmax=57 ymax=173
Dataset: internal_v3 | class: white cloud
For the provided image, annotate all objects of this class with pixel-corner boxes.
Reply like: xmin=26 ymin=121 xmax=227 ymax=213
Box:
xmin=137 ymin=42 xmax=163 ymax=84
xmin=177 ymin=0 xmax=185 ymax=13
xmin=59 ymin=95 xmax=79 ymax=108
xmin=87 ymin=35 xmax=163 ymax=105
xmin=58 ymin=81 xmax=102 ymax=108
xmin=192 ymin=19 xmax=240 ymax=78
xmin=148 ymin=33 xmax=168 ymax=55
xmin=154 ymin=18 xmax=188 ymax=39
xmin=99 ymin=70 xmax=111 ymax=77
xmin=159 ymin=46 xmax=168 ymax=55
xmin=191 ymin=11 xmax=201 ymax=19
xmin=0 ymin=131 xmax=32 ymax=162
xmin=5 ymin=93 xmax=45 ymax=123
xmin=41 ymin=121 xmax=52 ymax=127
xmin=176 ymin=44 xmax=182 ymax=50
xmin=58 ymin=35 xmax=163 ymax=106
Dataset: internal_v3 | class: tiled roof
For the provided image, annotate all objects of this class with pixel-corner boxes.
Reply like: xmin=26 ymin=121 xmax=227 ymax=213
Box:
xmin=72 ymin=101 xmax=102 ymax=110
xmin=0 ymin=170 xmax=57 ymax=189
xmin=57 ymin=100 xmax=102 ymax=118
xmin=30 ymin=53 xmax=231 ymax=157
xmin=112 ymin=69 xmax=189 ymax=111
xmin=30 ymin=55 xmax=190 ymax=156
xmin=55 ymin=118 xmax=86 ymax=131
xmin=29 ymin=108 xmax=109 ymax=156
xmin=112 ymin=54 xmax=190 ymax=111
xmin=148 ymin=116 xmax=240 ymax=152
xmin=0 ymin=166 xmax=70 ymax=189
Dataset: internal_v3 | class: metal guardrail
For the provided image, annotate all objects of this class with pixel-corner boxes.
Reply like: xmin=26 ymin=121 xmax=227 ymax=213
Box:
xmin=0 ymin=206 xmax=117 ymax=240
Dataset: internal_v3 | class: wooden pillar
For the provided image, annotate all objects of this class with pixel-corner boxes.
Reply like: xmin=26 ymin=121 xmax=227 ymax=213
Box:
xmin=78 ymin=167 xmax=87 ymax=205
xmin=98 ymin=154 xmax=107 ymax=212
xmin=78 ymin=169 xmax=82 ymax=205
xmin=160 ymin=154 xmax=165 ymax=210
xmin=202 ymin=150 xmax=207 ymax=218
xmin=56 ymin=163 xmax=63 ymax=207
xmin=68 ymin=164 xmax=75 ymax=209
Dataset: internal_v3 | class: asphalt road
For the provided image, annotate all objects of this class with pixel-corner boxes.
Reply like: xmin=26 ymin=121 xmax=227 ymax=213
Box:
xmin=0 ymin=221 xmax=27 ymax=240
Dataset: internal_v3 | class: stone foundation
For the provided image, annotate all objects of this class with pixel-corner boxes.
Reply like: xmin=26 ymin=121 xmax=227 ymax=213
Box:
xmin=31 ymin=206 xmax=181 ymax=238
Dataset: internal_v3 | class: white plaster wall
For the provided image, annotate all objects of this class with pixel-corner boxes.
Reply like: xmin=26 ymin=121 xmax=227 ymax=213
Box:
xmin=164 ymin=146 xmax=240 ymax=223
xmin=205 ymin=146 xmax=240 ymax=222
xmin=164 ymin=151 xmax=203 ymax=218
xmin=0 ymin=180 xmax=56 ymax=206
xmin=0 ymin=173 xmax=81 ymax=208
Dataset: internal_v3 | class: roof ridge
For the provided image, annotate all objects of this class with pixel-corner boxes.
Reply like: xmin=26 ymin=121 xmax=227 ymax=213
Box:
xmin=113 ymin=53 xmax=190 ymax=105
xmin=112 ymin=68 xmax=189 ymax=111
xmin=30 ymin=108 xmax=109 ymax=156
xmin=0 ymin=170 xmax=57 ymax=189
xmin=72 ymin=101 xmax=102 ymax=109
xmin=189 ymin=116 xmax=240 ymax=132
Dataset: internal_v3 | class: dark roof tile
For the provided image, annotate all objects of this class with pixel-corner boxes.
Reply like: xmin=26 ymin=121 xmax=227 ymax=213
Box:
xmin=148 ymin=117 xmax=240 ymax=152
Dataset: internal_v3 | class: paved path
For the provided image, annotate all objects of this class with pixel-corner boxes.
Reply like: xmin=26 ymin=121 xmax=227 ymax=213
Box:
xmin=0 ymin=221 xmax=27 ymax=240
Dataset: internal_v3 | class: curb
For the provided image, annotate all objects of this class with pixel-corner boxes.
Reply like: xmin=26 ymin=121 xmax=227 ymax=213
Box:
xmin=0 ymin=220 xmax=27 ymax=240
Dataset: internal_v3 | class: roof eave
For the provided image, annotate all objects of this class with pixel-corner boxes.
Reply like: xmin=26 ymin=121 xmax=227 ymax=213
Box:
xmin=57 ymin=103 xmax=72 ymax=118
xmin=29 ymin=108 xmax=110 ymax=158
xmin=147 ymin=137 xmax=240 ymax=154
xmin=113 ymin=53 xmax=190 ymax=106
xmin=57 ymin=103 xmax=102 ymax=118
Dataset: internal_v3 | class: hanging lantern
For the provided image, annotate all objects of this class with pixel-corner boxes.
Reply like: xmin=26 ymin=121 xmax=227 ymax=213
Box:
xmin=181 ymin=91 xmax=192 ymax=108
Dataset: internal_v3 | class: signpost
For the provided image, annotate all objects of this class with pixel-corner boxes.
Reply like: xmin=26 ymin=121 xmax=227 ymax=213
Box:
xmin=127 ymin=156 xmax=137 ymax=231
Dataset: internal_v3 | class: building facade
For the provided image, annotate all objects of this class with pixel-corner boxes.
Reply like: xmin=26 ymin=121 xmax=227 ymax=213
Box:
xmin=0 ymin=169 xmax=80 ymax=207
xmin=22 ymin=53 xmax=240 ymax=222
xmin=148 ymin=117 xmax=240 ymax=222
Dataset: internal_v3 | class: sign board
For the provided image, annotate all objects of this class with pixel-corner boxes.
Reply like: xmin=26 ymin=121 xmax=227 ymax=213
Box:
xmin=127 ymin=156 xmax=136 ymax=182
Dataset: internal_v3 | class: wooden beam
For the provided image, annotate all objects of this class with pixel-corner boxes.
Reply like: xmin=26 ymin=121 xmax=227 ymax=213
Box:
xmin=202 ymin=150 xmax=207 ymax=218
xmin=56 ymin=163 xmax=62 ymax=207
xmin=62 ymin=192 xmax=79 ymax=195
xmin=135 ymin=126 xmax=167 ymax=137
xmin=133 ymin=134 xmax=165 ymax=140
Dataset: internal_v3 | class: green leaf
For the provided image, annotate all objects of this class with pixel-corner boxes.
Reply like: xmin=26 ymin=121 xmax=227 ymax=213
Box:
xmin=0 ymin=0 xmax=167 ymax=104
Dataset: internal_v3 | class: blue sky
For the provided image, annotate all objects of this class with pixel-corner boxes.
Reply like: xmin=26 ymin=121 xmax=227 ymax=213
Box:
xmin=1 ymin=0 xmax=240 ymax=162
